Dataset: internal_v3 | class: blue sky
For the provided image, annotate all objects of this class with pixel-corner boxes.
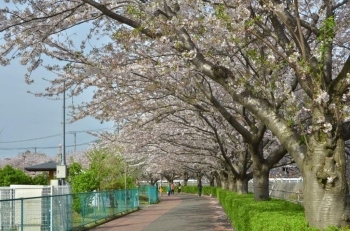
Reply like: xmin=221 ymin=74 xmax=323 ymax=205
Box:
xmin=0 ymin=61 xmax=113 ymax=158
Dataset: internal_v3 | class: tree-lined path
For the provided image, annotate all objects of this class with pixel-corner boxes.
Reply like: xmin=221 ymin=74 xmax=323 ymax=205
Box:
xmin=2 ymin=0 xmax=349 ymax=228
xmin=90 ymin=194 xmax=233 ymax=231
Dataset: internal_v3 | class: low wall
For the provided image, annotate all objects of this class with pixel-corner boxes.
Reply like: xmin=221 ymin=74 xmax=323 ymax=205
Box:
xmin=248 ymin=178 xmax=303 ymax=203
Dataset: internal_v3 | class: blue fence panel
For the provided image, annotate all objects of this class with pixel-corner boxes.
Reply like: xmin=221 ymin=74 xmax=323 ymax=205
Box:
xmin=0 ymin=188 xmax=139 ymax=231
xmin=139 ymin=185 xmax=159 ymax=204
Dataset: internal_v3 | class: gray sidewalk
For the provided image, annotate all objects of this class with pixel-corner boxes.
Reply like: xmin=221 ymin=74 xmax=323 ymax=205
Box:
xmin=89 ymin=194 xmax=234 ymax=231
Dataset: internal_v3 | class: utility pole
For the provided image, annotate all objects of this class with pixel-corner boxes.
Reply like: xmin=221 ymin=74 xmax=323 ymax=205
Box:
xmin=56 ymin=81 xmax=67 ymax=186
xmin=68 ymin=131 xmax=77 ymax=153
xmin=62 ymin=82 xmax=66 ymax=167
xmin=73 ymin=132 xmax=76 ymax=153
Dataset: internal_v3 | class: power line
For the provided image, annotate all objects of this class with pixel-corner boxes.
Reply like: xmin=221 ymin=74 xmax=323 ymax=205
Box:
xmin=0 ymin=140 xmax=99 ymax=152
xmin=0 ymin=134 xmax=61 ymax=143
xmin=0 ymin=127 xmax=113 ymax=144
xmin=68 ymin=127 xmax=114 ymax=133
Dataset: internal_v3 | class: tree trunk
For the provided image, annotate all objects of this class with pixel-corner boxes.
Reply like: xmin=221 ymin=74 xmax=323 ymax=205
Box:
xmin=302 ymin=135 xmax=350 ymax=228
xmin=219 ymin=171 xmax=228 ymax=190
xmin=227 ymin=172 xmax=236 ymax=191
xmin=236 ymin=177 xmax=249 ymax=194
xmin=252 ymin=164 xmax=270 ymax=200
xmin=209 ymin=172 xmax=216 ymax=186
xmin=215 ymin=173 xmax=222 ymax=187
xmin=248 ymin=142 xmax=271 ymax=200
xmin=183 ymin=172 xmax=189 ymax=186
xmin=183 ymin=179 xmax=188 ymax=186
xmin=209 ymin=177 xmax=215 ymax=186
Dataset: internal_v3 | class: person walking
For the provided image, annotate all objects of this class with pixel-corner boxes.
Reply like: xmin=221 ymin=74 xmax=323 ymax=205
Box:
xmin=177 ymin=182 xmax=182 ymax=195
xmin=167 ymin=183 xmax=171 ymax=196
xmin=158 ymin=185 xmax=163 ymax=196
xmin=198 ymin=181 xmax=203 ymax=197
xmin=171 ymin=182 xmax=175 ymax=195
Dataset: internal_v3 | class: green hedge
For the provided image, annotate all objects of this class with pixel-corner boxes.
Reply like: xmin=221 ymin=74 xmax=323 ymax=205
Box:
xmin=214 ymin=189 xmax=348 ymax=231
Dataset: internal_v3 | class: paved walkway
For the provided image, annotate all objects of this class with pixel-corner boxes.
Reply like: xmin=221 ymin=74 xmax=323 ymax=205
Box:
xmin=89 ymin=194 xmax=234 ymax=231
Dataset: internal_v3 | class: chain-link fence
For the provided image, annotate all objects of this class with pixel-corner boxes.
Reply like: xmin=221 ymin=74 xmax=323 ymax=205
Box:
xmin=72 ymin=189 xmax=139 ymax=229
xmin=0 ymin=187 xmax=140 ymax=231
xmin=138 ymin=185 xmax=159 ymax=204
xmin=0 ymin=185 xmax=71 ymax=231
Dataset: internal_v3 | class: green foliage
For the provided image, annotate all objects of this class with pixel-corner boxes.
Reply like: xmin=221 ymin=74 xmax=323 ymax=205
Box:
xmin=32 ymin=173 xmax=49 ymax=185
xmin=181 ymin=185 xmax=198 ymax=194
xmin=213 ymin=5 xmax=233 ymax=30
xmin=73 ymin=171 xmax=100 ymax=193
xmin=67 ymin=159 xmax=99 ymax=214
xmin=66 ymin=162 xmax=85 ymax=193
xmin=318 ymin=16 xmax=335 ymax=44
xmin=70 ymin=172 xmax=101 ymax=215
xmin=87 ymin=148 xmax=130 ymax=190
xmin=299 ymin=135 xmax=307 ymax=145
xmin=0 ymin=165 xmax=32 ymax=186
xmin=67 ymin=162 xmax=83 ymax=181
xmin=126 ymin=4 xmax=145 ymax=20
xmin=317 ymin=15 xmax=335 ymax=64
xmin=179 ymin=185 xmax=217 ymax=196
xmin=287 ymin=118 xmax=295 ymax=127
xmin=67 ymin=148 xmax=136 ymax=214
xmin=213 ymin=5 xmax=229 ymax=21
xmin=245 ymin=18 xmax=256 ymax=28
xmin=68 ymin=148 xmax=130 ymax=193
xmin=214 ymin=189 xmax=349 ymax=231
xmin=0 ymin=165 xmax=49 ymax=186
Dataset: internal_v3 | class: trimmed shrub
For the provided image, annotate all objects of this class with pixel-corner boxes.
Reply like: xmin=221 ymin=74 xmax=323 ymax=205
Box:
xmin=216 ymin=190 xmax=350 ymax=231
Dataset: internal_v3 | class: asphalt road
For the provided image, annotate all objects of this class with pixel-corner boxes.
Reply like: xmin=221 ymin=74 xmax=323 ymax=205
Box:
xmin=89 ymin=194 xmax=234 ymax=231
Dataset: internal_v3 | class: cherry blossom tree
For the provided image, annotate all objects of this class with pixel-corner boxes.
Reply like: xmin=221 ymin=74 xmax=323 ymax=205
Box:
xmin=183 ymin=77 xmax=289 ymax=198
xmin=204 ymin=2 xmax=349 ymax=228
xmin=105 ymin=98 xmax=254 ymax=192
xmin=0 ymin=152 xmax=55 ymax=174
xmin=1 ymin=0 xmax=350 ymax=228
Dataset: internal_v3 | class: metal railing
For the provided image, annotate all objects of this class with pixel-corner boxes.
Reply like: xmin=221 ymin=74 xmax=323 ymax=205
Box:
xmin=0 ymin=188 xmax=140 ymax=231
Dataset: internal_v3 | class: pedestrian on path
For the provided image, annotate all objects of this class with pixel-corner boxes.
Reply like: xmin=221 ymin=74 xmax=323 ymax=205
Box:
xmin=167 ymin=183 xmax=171 ymax=196
xmin=159 ymin=185 xmax=163 ymax=196
xmin=198 ymin=181 xmax=203 ymax=196
xmin=171 ymin=182 xmax=175 ymax=194
xmin=177 ymin=182 xmax=182 ymax=194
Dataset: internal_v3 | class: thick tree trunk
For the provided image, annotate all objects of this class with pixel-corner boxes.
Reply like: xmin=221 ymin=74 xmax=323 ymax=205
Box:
xmin=249 ymin=143 xmax=271 ymax=200
xmin=221 ymin=180 xmax=228 ymax=190
xmin=236 ymin=177 xmax=249 ymax=194
xmin=302 ymin=135 xmax=350 ymax=228
xmin=227 ymin=172 xmax=236 ymax=191
xmin=219 ymin=171 xmax=228 ymax=190
xmin=252 ymin=163 xmax=270 ymax=200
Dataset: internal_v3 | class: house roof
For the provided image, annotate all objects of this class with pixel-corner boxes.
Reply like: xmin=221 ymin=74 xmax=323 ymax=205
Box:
xmin=24 ymin=161 xmax=59 ymax=171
